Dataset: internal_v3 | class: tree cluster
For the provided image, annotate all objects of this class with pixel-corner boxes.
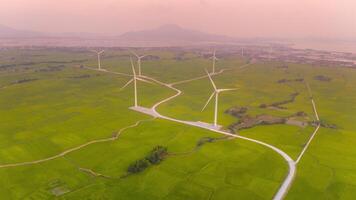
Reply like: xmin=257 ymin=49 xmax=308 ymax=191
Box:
xmin=127 ymin=146 xmax=168 ymax=174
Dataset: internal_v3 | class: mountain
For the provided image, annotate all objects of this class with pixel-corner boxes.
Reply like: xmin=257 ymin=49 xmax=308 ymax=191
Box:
xmin=119 ymin=24 xmax=233 ymax=42
xmin=0 ymin=24 xmax=44 ymax=38
xmin=0 ymin=24 xmax=240 ymax=47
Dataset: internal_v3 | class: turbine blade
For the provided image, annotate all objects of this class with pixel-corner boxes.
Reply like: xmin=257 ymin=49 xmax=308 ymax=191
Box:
xmin=205 ymin=68 xmax=217 ymax=90
xmin=202 ymin=92 xmax=216 ymax=111
xmin=98 ymin=50 xmax=105 ymax=54
xmin=136 ymin=77 xmax=154 ymax=84
xmin=218 ymin=88 xmax=238 ymax=92
xmin=120 ymin=79 xmax=133 ymax=90
xmin=213 ymin=50 xmax=218 ymax=60
xmin=130 ymin=50 xmax=139 ymax=58
xmin=130 ymin=57 xmax=136 ymax=76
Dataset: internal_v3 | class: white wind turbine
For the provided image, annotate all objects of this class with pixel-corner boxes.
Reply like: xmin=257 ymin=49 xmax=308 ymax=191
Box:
xmin=91 ymin=50 xmax=105 ymax=70
xmin=121 ymin=57 xmax=153 ymax=107
xmin=131 ymin=51 xmax=147 ymax=76
xmin=202 ymin=69 xmax=238 ymax=127
xmin=210 ymin=50 xmax=219 ymax=74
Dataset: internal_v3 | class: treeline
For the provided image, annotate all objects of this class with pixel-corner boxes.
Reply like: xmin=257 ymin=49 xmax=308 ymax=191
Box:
xmin=259 ymin=92 xmax=299 ymax=109
xmin=277 ymin=78 xmax=304 ymax=84
xmin=314 ymin=75 xmax=331 ymax=82
xmin=127 ymin=146 xmax=168 ymax=174
xmin=0 ymin=59 xmax=88 ymax=70
xmin=12 ymin=78 xmax=38 ymax=84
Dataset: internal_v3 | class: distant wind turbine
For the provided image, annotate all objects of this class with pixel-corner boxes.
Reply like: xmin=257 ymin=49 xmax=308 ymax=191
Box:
xmin=91 ymin=50 xmax=105 ymax=70
xmin=210 ymin=50 xmax=219 ymax=74
xmin=201 ymin=69 xmax=238 ymax=127
xmin=121 ymin=57 xmax=153 ymax=107
xmin=131 ymin=51 xmax=147 ymax=76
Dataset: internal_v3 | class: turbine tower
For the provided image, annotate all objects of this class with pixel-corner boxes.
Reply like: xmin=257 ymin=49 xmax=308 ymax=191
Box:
xmin=210 ymin=50 xmax=219 ymax=74
xmin=131 ymin=51 xmax=147 ymax=76
xmin=121 ymin=57 xmax=152 ymax=107
xmin=202 ymin=69 xmax=237 ymax=127
xmin=91 ymin=50 xmax=105 ymax=70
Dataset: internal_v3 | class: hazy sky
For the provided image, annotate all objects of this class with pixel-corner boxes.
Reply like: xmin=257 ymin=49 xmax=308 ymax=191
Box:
xmin=1 ymin=0 xmax=355 ymax=38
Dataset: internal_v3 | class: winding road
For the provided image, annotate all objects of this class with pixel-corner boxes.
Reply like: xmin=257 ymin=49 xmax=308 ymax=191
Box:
xmin=138 ymin=71 xmax=296 ymax=200
xmin=134 ymin=64 xmax=320 ymax=200
xmin=0 ymin=63 xmax=321 ymax=200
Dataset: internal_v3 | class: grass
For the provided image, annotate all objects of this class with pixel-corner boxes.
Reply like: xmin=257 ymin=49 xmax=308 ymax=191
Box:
xmin=1 ymin=48 xmax=356 ymax=199
xmin=0 ymin=59 xmax=173 ymax=164
xmin=0 ymin=119 xmax=288 ymax=200
xmin=286 ymin=66 xmax=356 ymax=199
xmin=157 ymin=62 xmax=316 ymax=158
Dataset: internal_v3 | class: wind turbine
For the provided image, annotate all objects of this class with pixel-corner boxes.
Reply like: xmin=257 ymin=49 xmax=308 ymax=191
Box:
xmin=201 ymin=69 xmax=238 ymax=127
xmin=131 ymin=51 xmax=147 ymax=76
xmin=241 ymin=47 xmax=244 ymax=57
xmin=91 ymin=50 xmax=105 ymax=70
xmin=269 ymin=46 xmax=272 ymax=61
xmin=121 ymin=57 xmax=152 ymax=107
xmin=210 ymin=50 xmax=219 ymax=74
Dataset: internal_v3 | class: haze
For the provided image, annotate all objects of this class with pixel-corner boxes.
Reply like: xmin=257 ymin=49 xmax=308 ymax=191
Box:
xmin=1 ymin=0 xmax=355 ymax=39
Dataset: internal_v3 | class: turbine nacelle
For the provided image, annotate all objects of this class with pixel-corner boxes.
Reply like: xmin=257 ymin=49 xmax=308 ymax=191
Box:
xmin=201 ymin=69 xmax=238 ymax=127
xmin=120 ymin=57 xmax=153 ymax=107
xmin=209 ymin=50 xmax=219 ymax=60
xmin=209 ymin=50 xmax=219 ymax=74
xmin=91 ymin=50 xmax=105 ymax=55
xmin=90 ymin=50 xmax=105 ymax=70
xmin=131 ymin=51 xmax=147 ymax=60
xmin=130 ymin=50 xmax=147 ymax=76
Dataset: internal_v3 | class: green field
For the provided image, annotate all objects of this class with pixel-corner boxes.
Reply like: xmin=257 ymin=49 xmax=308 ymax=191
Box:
xmin=0 ymin=48 xmax=356 ymax=199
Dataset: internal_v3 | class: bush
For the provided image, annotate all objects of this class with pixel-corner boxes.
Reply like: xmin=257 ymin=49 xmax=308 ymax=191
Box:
xmin=146 ymin=146 xmax=167 ymax=164
xmin=127 ymin=159 xmax=150 ymax=173
xmin=259 ymin=104 xmax=267 ymax=108
xmin=127 ymin=146 xmax=168 ymax=174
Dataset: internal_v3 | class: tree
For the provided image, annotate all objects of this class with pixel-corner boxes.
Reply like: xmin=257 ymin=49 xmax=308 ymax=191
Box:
xmin=127 ymin=159 xmax=150 ymax=173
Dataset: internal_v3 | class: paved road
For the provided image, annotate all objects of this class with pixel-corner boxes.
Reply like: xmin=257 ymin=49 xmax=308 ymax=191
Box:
xmin=169 ymin=64 xmax=250 ymax=86
xmin=0 ymin=64 xmax=321 ymax=200
xmin=295 ymin=84 xmax=321 ymax=164
xmin=83 ymin=66 xmax=132 ymax=77
xmin=140 ymin=72 xmax=296 ymax=200
xmin=140 ymin=71 xmax=321 ymax=199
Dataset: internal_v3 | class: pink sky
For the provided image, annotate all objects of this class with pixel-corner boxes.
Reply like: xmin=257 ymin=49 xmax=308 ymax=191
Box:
xmin=1 ymin=0 xmax=355 ymax=38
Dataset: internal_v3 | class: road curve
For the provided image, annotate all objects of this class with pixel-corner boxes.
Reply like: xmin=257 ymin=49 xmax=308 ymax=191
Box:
xmin=0 ymin=63 xmax=321 ymax=200
xmin=141 ymin=69 xmax=296 ymax=200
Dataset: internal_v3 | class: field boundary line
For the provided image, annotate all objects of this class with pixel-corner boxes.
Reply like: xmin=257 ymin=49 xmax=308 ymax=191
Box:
xmin=0 ymin=118 xmax=154 ymax=169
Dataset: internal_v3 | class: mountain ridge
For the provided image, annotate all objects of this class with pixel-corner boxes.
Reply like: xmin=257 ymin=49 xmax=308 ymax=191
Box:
xmin=118 ymin=24 xmax=233 ymax=42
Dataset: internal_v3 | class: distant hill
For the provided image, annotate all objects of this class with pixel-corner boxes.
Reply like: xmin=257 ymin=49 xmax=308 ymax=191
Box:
xmin=119 ymin=24 xmax=234 ymax=42
xmin=0 ymin=24 xmax=44 ymax=38
xmin=0 ymin=24 xmax=241 ymax=46
xmin=0 ymin=25 xmax=104 ymax=39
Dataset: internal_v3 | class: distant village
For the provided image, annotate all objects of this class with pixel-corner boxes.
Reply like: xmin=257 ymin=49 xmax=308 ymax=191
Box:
xmin=0 ymin=37 xmax=355 ymax=68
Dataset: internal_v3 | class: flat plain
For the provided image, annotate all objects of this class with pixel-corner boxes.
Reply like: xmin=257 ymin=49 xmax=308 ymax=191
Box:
xmin=0 ymin=48 xmax=355 ymax=199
